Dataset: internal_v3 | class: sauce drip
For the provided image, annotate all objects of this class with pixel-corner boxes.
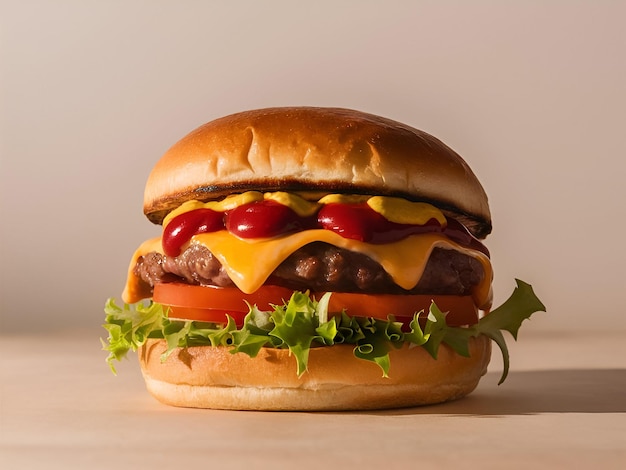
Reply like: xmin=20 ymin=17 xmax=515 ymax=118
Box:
xmin=318 ymin=203 xmax=489 ymax=256
xmin=162 ymin=199 xmax=489 ymax=258
xmin=226 ymin=200 xmax=317 ymax=238
xmin=162 ymin=208 xmax=223 ymax=257
xmin=317 ymin=203 xmax=442 ymax=243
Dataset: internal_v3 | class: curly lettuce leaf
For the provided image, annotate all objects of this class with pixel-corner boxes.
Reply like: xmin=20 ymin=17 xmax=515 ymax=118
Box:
xmin=101 ymin=299 xmax=166 ymax=373
xmin=102 ymin=279 xmax=545 ymax=383
xmin=473 ymin=279 xmax=546 ymax=384
xmin=353 ymin=318 xmax=404 ymax=377
xmin=267 ymin=291 xmax=337 ymax=376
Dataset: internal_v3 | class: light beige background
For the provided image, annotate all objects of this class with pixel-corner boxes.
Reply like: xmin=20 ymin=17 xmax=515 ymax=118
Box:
xmin=1 ymin=1 xmax=625 ymax=335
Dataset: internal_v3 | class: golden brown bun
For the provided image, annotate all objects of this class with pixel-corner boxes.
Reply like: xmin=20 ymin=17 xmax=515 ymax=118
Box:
xmin=138 ymin=336 xmax=491 ymax=411
xmin=144 ymin=107 xmax=491 ymax=238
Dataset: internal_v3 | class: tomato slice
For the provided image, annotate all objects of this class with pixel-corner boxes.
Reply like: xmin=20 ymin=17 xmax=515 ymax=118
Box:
xmin=153 ymin=283 xmax=294 ymax=323
xmin=153 ymin=283 xmax=478 ymax=327
xmin=325 ymin=292 xmax=479 ymax=327
xmin=164 ymin=306 xmax=249 ymax=325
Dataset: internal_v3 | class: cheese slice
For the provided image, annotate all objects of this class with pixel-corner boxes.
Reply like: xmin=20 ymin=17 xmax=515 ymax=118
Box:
xmin=122 ymin=237 xmax=162 ymax=303
xmin=122 ymin=230 xmax=493 ymax=310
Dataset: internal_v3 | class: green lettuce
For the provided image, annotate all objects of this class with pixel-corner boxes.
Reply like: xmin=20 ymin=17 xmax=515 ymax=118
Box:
xmin=102 ymin=279 xmax=545 ymax=383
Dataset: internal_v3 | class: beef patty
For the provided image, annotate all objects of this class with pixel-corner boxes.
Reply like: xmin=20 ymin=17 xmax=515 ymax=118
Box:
xmin=134 ymin=242 xmax=484 ymax=296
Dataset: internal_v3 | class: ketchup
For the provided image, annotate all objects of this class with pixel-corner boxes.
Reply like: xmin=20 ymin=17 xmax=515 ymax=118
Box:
xmin=161 ymin=199 xmax=489 ymax=257
xmin=226 ymin=200 xmax=316 ymax=239
xmin=442 ymin=218 xmax=490 ymax=257
xmin=162 ymin=208 xmax=224 ymax=256
xmin=317 ymin=203 xmax=442 ymax=243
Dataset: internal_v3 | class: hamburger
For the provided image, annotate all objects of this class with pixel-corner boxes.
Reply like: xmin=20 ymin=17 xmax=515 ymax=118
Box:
xmin=103 ymin=107 xmax=545 ymax=410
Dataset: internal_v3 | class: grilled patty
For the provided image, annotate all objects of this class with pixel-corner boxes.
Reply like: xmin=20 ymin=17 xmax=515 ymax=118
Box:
xmin=134 ymin=242 xmax=484 ymax=296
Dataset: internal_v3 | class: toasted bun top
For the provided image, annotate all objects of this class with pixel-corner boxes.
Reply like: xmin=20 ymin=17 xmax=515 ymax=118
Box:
xmin=144 ymin=107 xmax=491 ymax=237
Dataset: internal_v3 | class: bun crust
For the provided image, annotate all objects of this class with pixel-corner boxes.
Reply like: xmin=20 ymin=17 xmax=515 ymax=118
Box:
xmin=144 ymin=107 xmax=491 ymax=238
xmin=138 ymin=336 xmax=491 ymax=411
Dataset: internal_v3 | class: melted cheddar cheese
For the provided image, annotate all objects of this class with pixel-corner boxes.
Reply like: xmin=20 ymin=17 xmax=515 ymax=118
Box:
xmin=122 ymin=230 xmax=493 ymax=311
xmin=123 ymin=192 xmax=492 ymax=311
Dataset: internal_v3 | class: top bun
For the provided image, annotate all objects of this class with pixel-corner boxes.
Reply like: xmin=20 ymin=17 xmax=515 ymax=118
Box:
xmin=144 ymin=107 xmax=492 ymax=238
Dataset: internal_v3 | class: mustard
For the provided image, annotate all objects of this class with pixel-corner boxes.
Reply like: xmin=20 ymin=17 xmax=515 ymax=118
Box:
xmin=164 ymin=192 xmax=446 ymax=228
xmin=366 ymin=196 xmax=447 ymax=226
xmin=163 ymin=192 xmax=263 ymax=228
xmin=264 ymin=192 xmax=320 ymax=217
xmin=317 ymin=194 xmax=371 ymax=205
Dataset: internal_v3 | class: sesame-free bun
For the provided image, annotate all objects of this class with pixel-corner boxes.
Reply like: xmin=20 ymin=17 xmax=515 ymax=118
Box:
xmin=138 ymin=336 xmax=491 ymax=411
xmin=143 ymin=107 xmax=492 ymax=238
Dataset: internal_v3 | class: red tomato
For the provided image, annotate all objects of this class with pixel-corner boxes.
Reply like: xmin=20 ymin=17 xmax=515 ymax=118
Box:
xmin=152 ymin=283 xmax=478 ymax=327
xmin=326 ymin=292 xmax=478 ymax=327
xmin=163 ymin=306 xmax=249 ymax=325
xmin=153 ymin=283 xmax=294 ymax=323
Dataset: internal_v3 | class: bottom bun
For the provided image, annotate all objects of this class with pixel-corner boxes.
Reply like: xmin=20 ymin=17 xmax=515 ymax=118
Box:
xmin=138 ymin=336 xmax=491 ymax=411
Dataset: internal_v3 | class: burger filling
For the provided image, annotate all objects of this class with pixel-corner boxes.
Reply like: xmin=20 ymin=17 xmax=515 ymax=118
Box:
xmin=122 ymin=191 xmax=493 ymax=309
xmin=133 ymin=242 xmax=484 ymax=296
xmin=107 ymin=191 xmax=545 ymax=384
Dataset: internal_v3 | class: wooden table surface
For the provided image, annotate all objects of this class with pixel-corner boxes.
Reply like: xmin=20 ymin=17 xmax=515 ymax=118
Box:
xmin=1 ymin=329 xmax=624 ymax=469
